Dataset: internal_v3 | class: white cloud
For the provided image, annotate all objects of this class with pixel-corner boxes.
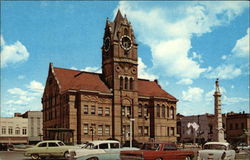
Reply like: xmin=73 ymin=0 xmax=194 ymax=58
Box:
xmin=205 ymin=64 xmax=241 ymax=79
xmin=176 ymin=78 xmax=193 ymax=85
xmin=18 ymin=75 xmax=25 ymax=79
xmin=223 ymin=95 xmax=248 ymax=105
xmin=26 ymin=80 xmax=44 ymax=93
xmin=4 ymin=80 xmax=44 ymax=115
xmin=138 ymin=57 xmax=158 ymax=80
xmin=231 ymin=85 xmax=234 ymax=89
xmin=71 ymin=66 xmax=102 ymax=73
xmin=182 ymin=87 xmax=204 ymax=102
xmin=1 ymin=35 xmax=29 ymax=68
xmin=116 ymin=1 xmax=248 ymax=80
xmin=232 ymin=28 xmax=250 ymax=57
xmin=8 ymin=88 xmax=27 ymax=96
xmin=221 ymin=55 xmax=227 ymax=60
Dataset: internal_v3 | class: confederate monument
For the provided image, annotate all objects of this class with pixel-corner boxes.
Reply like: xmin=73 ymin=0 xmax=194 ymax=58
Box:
xmin=213 ymin=78 xmax=225 ymax=142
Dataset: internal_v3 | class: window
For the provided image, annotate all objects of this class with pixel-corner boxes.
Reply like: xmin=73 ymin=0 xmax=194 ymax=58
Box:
xmin=110 ymin=143 xmax=119 ymax=148
xmin=156 ymin=104 xmax=160 ymax=118
xmin=170 ymin=106 xmax=174 ymax=119
xmin=144 ymin=126 xmax=149 ymax=136
xmin=105 ymin=107 xmax=110 ymax=116
xmin=48 ymin=142 xmax=59 ymax=147
xmin=127 ymin=106 xmax=131 ymax=117
xmin=84 ymin=124 xmax=88 ymax=135
xmin=105 ymin=125 xmax=110 ymax=136
xmin=162 ymin=105 xmax=166 ymax=118
xmin=122 ymin=106 xmax=125 ymax=116
xmin=230 ymin=124 xmax=233 ymax=130
xmin=120 ymin=77 xmax=123 ymax=89
xmin=2 ymin=127 xmax=6 ymax=134
xmin=130 ymin=78 xmax=133 ymax=90
xmin=163 ymin=144 xmax=177 ymax=151
xmin=15 ymin=127 xmax=20 ymax=135
xmin=125 ymin=77 xmax=128 ymax=90
xmin=99 ymin=143 xmax=108 ymax=149
xmin=144 ymin=105 xmax=148 ymax=117
xmin=138 ymin=126 xmax=143 ymax=136
xmin=84 ymin=105 xmax=88 ymax=114
xmin=8 ymin=127 xmax=13 ymax=135
xmin=98 ymin=125 xmax=103 ymax=136
xmin=91 ymin=106 xmax=96 ymax=115
xmin=170 ymin=127 xmax=175 ymax=136
xmin=22 ymin=128 xmax=27 ymax=135
xmin=138 ymin=104 xmax=142 ymax=118
xmin=235 ymin=123 xmax=238 ymax=130
xmin=98 ymin=107 xmax=103 ymax=116
xmin=241 ymin=123 xmax=244 ymax=129
xmin=38 ymin=142 xmax=47 ymax=147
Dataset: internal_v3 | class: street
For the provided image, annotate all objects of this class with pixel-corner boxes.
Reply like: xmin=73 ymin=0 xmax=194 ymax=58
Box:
xmin=0 ymin=150 xmax=249 ymax=160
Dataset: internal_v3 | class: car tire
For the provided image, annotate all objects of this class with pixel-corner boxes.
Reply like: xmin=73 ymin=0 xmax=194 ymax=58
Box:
xmin=31 ymin=154 xmax=40 ymax=160
xmin=155 ymin=158 xmax=163 ymax=160
xmin=64 ymin=151 xmax=70 ymax=159
xmin=87 ymin=157 xmax=99 ymax=160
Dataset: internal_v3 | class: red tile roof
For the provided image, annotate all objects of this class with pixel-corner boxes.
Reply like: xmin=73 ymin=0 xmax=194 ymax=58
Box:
xmin=138 ymin=79 xmax=177 ymax=101
xmin=52 ymin=67 xmax=177 ymax=101
xmin=53 ymin=67 xmax=111 ymax=94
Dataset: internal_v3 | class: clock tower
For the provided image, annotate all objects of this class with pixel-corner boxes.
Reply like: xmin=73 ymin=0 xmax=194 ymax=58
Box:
xmin=102 ymin=10 xmax=139 ymax=141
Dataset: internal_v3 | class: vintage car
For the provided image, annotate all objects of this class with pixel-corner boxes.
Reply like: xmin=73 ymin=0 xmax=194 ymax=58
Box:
xmin=24 ymin=140 xmax=76 ymax=160
xmin=68 ymin=140 xmax=139 ymax=160
xmin=236 ymin=143 xmax=250 ymax=151
xmin=120 ymin=142 xmax=194 ymax=160
xmin=197 ymin=142 xmax=236 ymax=160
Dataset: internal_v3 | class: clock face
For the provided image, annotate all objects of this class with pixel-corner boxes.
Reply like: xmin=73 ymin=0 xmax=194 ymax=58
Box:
xmin=104 ymin=37 xmax=110 ymax=52
xmin=120 ymin=35 xmax=132 ymax=50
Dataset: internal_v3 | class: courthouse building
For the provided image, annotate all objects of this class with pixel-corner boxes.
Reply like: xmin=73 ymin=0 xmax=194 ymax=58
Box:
xmin=42 ymin=10 xmax=178 ymax=144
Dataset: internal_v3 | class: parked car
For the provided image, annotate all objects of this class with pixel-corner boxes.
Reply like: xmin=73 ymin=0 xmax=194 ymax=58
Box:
xmin=24 ymin=140 xmax=76 ymax=160
xmin=197 ymin=142 xmax=235 ymax=160
xmin=120 ymin=142 xmax=194 ymax=160
xmin=76 ymin=147 xmax=139 ymax=160
xmin=68 ymin=140 xmax=139 ymax=160
xmin=236 ymin=143 xmax=250 ymax=151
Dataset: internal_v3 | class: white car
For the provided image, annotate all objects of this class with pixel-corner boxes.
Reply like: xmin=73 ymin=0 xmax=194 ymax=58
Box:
xmin=68 ymin=140 xmax=138 ymax=159
xmin=197 ymin=142 xmax=235 ymax=160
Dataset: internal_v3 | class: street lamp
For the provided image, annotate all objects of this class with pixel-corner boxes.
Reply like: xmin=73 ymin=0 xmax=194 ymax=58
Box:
xmin=130 ymin=118 xmax=135 ymax=148
xmin=90 ymin=126 xmax=94 ymax=141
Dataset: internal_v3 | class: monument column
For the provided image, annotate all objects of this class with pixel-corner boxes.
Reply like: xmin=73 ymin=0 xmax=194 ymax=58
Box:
xmin=213 ymin=78 xmax=225 ymax=142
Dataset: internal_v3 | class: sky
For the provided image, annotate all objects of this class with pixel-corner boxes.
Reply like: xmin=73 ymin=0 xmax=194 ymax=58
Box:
xmin=1 ymin=1 xmax=249 ymax=117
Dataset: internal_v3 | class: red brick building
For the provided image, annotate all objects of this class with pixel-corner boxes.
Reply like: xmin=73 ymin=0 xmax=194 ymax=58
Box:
xmin=226 ymin=112 xmax=250 ymax=145
xmin=42 ymin=10 xmax=178 ymax=144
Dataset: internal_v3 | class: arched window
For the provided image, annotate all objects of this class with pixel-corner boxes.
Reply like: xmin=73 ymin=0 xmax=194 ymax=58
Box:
xmin=170 ymin=106 xmax=174 ymax=119
xmin=125 ymin=77 xmax=128 ymax=90
xmin=120 ymin=77 xmax=123 ymax=89
xmin=130 ymin=78 xmax=133 ymax=90
xmin=162 ymin=105 xmax=166 ymax=118
xmin=15 ymin=127 xmax=20 ymax=135
xmin=138 ymin=104 xmax=142 ymax=118
xmin=156 ymin=104 xmax=160 ymax=118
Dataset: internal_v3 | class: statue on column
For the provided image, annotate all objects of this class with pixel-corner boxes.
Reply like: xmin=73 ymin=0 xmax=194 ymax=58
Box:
xmin=215 ymin=78 xmax=220 ymax=92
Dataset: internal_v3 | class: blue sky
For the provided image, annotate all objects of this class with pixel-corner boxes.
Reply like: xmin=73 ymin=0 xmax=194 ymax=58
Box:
xmin=1 ymin=1 xmax=249 ymax=117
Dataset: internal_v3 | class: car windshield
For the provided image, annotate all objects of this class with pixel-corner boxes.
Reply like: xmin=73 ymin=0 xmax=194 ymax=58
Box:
xmin=141 ymin=143 xmax=160 ymax=150
xmin=84 ymin=143 xmax=94 ymax=149
xmin=58 ymin=142 xmax=65 ymax=146
xmin=204 ymin=144 xmax=227 ymax=150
